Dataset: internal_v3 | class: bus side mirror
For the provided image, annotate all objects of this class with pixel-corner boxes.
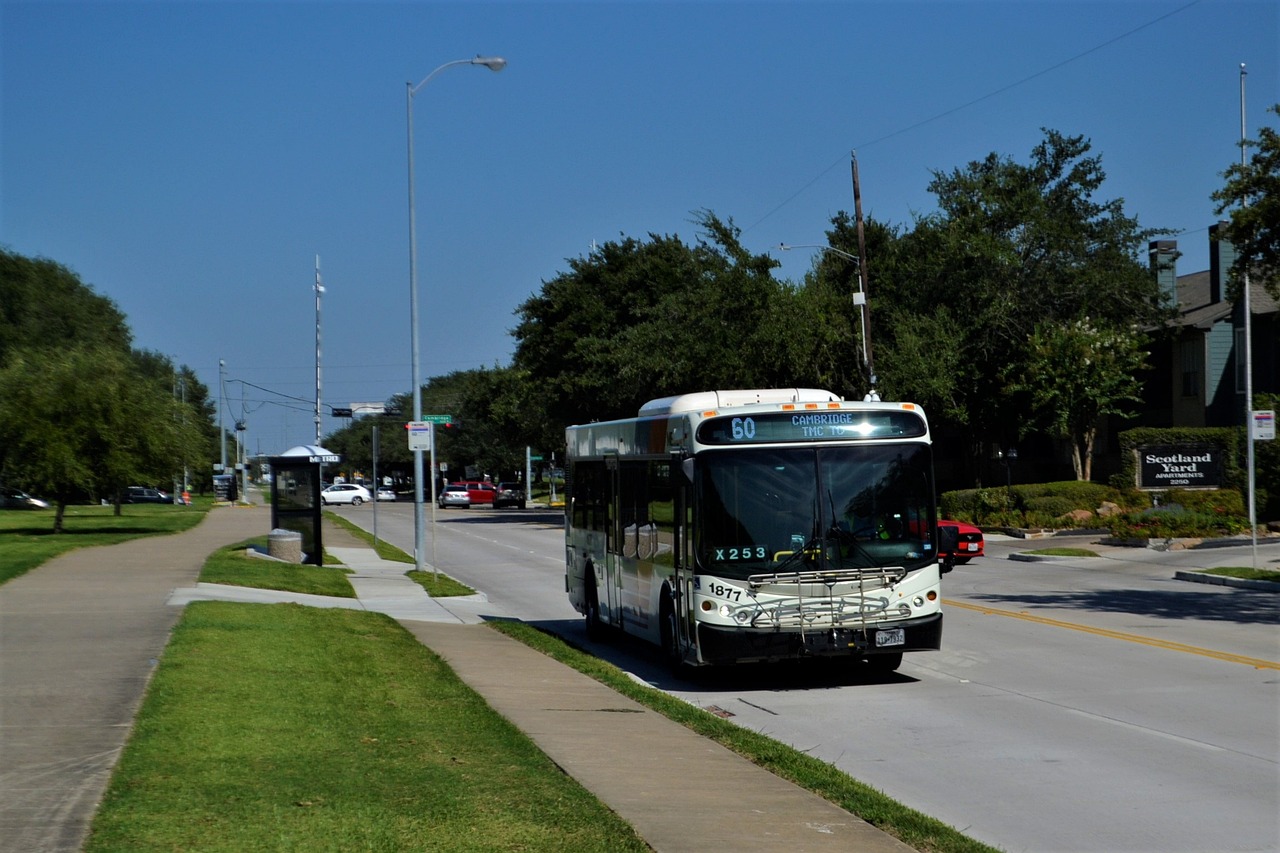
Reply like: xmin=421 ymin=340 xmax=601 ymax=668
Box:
xmin=937 ymin=524 xmax=959 ymax=574
xmin=678 ymin=456 xmax=694 ymax=485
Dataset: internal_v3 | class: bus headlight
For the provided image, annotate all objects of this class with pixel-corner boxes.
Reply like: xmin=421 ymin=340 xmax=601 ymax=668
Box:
xmin=734 ymin=609 xmax=753 ymax=624
xmin=913 ymin=596 xmax=925 ymax=607
xmin=897 ymin=603 xmax=912 ymax=617
xmin=719 ymin=604 xmax=733 ymax=618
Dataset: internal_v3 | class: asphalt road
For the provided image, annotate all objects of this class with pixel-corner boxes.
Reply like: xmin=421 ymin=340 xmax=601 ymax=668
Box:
xmin=335 ymin=503 xmax=1280 ymax=853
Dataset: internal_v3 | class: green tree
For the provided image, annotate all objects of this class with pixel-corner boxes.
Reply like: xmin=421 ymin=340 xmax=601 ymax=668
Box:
xmin=873 ymin=130 xmax=1168 ymax=482
xmin=0 ymin=250 xmax=211 ymax=524
xmin=1212 ymin=103 xmax=1280 ymax=301
xmin=0 ymin=250 xmax=131 ymax=363
xmin=133 ymin=350 xmax=221 ymax=494
xmin=1007 ymin=318 xmax=1149 ymax=481
xmin=512 ymin=211 xmax=801 ymax=432
xmin=0 ymin=345 xmax=203 ymax=530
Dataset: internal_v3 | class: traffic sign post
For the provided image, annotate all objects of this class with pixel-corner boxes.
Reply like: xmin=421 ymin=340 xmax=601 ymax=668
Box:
xmin=1252 ymin=410 xmax=1275 ymax=441
xmin=406 ymin=421 xmax=432 ymax=451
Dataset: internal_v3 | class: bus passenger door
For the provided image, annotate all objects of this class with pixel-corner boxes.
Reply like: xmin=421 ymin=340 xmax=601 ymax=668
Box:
xmin=672 ymin=456 xmax=694 ymax=656
xmin=604 ymin=455 xmax=622 ymax=629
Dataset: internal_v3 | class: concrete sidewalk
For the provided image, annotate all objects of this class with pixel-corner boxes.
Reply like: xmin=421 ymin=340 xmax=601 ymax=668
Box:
xmin=1 ymin=507 xmax=916 ymax=853
xmin=0 ymin=505 xmax=268 ymax=853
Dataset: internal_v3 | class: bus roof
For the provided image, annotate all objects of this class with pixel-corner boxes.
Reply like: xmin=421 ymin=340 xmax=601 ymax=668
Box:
xmin=637 ymin=388 xmax=841 ymax=417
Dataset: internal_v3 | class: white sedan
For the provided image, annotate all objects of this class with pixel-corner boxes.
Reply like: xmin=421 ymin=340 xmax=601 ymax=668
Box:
xmin=320 ymin=483 xmax=371 ymax=506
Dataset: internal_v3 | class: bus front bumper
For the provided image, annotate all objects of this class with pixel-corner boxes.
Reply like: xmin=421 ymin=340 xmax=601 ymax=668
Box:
xmin=696 ymin=612 xmax=942 ymax=665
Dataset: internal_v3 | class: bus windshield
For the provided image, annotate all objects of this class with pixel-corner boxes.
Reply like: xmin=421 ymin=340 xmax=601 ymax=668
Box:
xmin=695 ymin=445 xmax=936 ymax=581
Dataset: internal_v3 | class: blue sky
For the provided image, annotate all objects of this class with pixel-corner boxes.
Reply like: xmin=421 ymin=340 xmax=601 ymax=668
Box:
xmin=3 ymin=0 xmax=1276 ymax=455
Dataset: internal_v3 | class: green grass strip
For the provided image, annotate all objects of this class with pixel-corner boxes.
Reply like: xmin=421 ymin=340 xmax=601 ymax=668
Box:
xmin=199 ymin=538 xmax=357 ymax=598
xmin=86 ymin=603 xmax=649 ymax=853
xmin=1023 ymin=547 xmax=1099 ymax=557
xmin=0 ymin=501 xmax=210 ymax=586
xmin=1201 ymin=566 xmax=1280 ymax=583
xmin=490 ymin=621 xmax=1000 ymax=853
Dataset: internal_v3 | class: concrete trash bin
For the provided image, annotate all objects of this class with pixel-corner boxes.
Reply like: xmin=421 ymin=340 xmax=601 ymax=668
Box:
xmin=267 ymin=528 xmax=303 ymax=563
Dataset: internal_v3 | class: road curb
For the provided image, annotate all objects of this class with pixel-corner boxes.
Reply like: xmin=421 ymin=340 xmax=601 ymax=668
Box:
xmin=1173 ymin=570 xmax=1280 ymax=592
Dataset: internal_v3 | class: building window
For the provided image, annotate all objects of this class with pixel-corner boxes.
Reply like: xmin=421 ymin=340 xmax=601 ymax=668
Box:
xmin=1180 ymin=340 xmax=1200 ymax=398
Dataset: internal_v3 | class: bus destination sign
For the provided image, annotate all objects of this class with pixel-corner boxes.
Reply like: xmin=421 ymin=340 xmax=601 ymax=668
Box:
xmin=697 ymin=410 xmax=926 ymax=445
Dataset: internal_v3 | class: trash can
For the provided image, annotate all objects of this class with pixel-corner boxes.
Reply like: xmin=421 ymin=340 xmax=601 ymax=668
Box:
xmin=267 ymin=528 xmax=303 ymax=563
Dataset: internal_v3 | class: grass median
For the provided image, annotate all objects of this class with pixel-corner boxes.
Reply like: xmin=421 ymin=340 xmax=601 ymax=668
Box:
xmin=85 ymin=602 xmax=650 ymax=853
xmin=0 ymin=500 xmax=210 ymax=586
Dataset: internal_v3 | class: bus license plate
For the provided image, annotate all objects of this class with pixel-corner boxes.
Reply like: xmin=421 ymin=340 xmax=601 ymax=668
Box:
xmin=876 ymin=628 xmax=905 ymax=647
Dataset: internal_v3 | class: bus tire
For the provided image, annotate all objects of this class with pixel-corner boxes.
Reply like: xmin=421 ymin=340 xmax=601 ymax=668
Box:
xmin=866 ymin=652 xmax=903 ymax=673
xmin=584 ymin=572 xmax=604 ymax=641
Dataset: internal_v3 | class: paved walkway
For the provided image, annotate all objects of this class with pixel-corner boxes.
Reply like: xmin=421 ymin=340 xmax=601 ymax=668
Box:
xmin=2 ymin=506 xmax=915 ymax=853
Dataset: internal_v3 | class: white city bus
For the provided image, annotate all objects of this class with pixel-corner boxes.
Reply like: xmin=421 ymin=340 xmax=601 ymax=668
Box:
xmin=565 ymin=388 xmax=956 ymax=671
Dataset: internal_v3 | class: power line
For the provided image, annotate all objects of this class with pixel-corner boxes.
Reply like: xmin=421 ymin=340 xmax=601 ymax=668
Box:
xmin=744 ymin=0 xmax=1204 ymax=233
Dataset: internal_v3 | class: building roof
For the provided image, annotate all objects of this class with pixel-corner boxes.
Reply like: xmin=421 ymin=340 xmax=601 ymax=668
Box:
xmin=1173 ymin=268 xmax=1277 ymax=331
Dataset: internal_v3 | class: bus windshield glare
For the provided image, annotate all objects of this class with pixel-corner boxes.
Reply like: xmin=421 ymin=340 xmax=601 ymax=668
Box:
xmin=696 ymin=445 xmax=936 ymax=581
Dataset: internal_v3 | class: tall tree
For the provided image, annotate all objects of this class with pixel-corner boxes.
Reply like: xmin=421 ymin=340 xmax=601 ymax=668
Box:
xmin=0 ymin=250 xmax=131 ymax=363
xmin=0 ymin=345 xmax=202 ymax=530
xmin=512 ymin=211 xmax=798 ymax=430
xmin=1212 ymin=103 xmax=1280 ymax=301
xmin=872 ymin=130 xmax=1168 ymax=481
xmin=133 ymin=350 xmax=221 ymax=494
xmin=0 ymin=250 xmax=210 ymax=524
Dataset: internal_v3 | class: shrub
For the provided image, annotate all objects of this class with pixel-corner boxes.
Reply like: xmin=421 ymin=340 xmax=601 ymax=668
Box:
xmin=1024 ymin=496 xmax=1079 ymax=518
xmin=942 ymin=481 xmax=1128 ymax=529
xmin=1161 ymin=488 xmax=1245 ymax=516
xmin=1107 ymin=504 xmax=1250 ymax=539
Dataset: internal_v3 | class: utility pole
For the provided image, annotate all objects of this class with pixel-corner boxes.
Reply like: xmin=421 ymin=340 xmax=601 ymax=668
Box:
xmin=850 ymin=152 xmax=877 ymax=399
xmin=1239 ymin=63 xmax=1259 ymax=569
xmin=218 ymin=359 xmax=227 ymax=470
xmin=315 ymin=255 xmax=324 ymax=447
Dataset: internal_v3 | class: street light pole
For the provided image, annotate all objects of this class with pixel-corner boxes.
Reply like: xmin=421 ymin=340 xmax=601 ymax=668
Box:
xmin=406 ymin=54 xmax=506 ymax=574
xmin=314 ymin=255 xmax=324 ymax=447
xmin=778 ymin=242 xmax=876 ymax=399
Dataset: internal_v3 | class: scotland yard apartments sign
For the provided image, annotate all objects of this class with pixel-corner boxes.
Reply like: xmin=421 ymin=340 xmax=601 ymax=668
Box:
xmin=1138 ymin=445 xmax=1222 ymax=490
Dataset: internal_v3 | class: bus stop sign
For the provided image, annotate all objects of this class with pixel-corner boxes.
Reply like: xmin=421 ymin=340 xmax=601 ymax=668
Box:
xmin=406 ymin=421 xmax=432 ymax=451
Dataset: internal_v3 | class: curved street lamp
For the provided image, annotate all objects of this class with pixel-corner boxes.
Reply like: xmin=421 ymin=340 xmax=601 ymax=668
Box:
xmin=406 ymin=55 xmax=506 ymax=575
xmin=779 ymin=243 xmax=876 ymax=399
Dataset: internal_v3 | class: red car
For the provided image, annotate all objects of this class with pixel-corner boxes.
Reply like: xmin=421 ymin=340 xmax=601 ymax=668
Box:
xmin=452 ymin=481 xmax=497 ymax=505
xmin=938 ymin=519 xmax=984 ymax=563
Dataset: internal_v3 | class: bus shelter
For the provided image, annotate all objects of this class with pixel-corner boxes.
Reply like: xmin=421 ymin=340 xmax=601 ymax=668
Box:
xmin=268 ymin=445 xmax=340 ymax=565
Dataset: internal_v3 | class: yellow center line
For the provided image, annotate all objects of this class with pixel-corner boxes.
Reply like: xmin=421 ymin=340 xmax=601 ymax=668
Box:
xmin=944 ymin=599 xmax=1280 ymax=670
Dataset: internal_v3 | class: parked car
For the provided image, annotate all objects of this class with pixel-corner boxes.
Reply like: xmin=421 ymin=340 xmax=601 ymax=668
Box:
xmin=124 ymin=486 xmax=172 ymax=504
xmin=938 ymin=519 xmax=984 ymax=563
xmin=320 ymin=483 xmax=371 ymax=506
xmin=493 ymin=482 xmax=526 ymax=509
xmin=438 ymin=483 xmax=472 ymax=509
xmin=453 ymin=481 xmax=497 ymax=505
xmin=375 ymin=486 xmax=397 ymax=502
xmin=0 ymin=487 xmax=49 ymax=509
